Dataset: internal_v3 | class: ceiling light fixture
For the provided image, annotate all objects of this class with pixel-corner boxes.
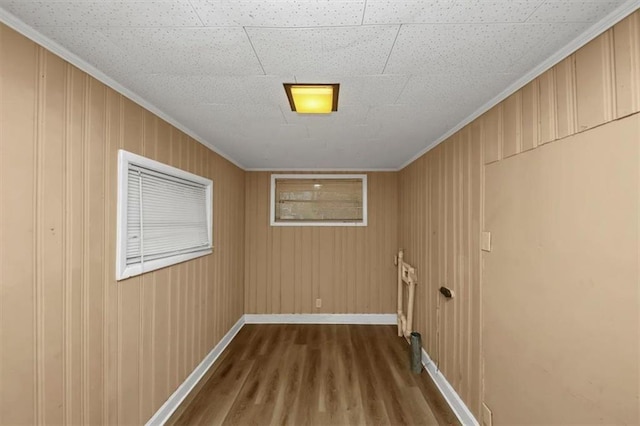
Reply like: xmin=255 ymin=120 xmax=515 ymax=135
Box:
xmin=284 ymin=83 xmax=339 ymax=114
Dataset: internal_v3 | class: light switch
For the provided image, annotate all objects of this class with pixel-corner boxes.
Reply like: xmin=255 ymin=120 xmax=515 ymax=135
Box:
xmin=481 ymin=231 xmax=492 ymax=252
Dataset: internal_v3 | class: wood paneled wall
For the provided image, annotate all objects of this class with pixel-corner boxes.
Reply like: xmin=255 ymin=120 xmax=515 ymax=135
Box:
xmin=0 ymin=24 xmax=245 ymax=425
xmin=244 ymin=172 xmax=397 ymax=314
xmin=399 ymin=10 xmax=640 ymax=422
xmin=398 ymin=123 xmax=483 ymax=417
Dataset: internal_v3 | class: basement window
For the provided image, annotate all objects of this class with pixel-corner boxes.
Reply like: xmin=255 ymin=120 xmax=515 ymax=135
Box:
xmin=116 ymin=149 xmax=213 ymax=280
xmin=270 ymin=174 xmax=367 ymax=227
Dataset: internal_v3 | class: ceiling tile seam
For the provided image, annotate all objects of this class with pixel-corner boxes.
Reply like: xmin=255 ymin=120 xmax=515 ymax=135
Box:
xmin=186 ymin=0 xmax=206 ymax=27
xmin=241 ymin=23 xmax=399 ymax=30
xmin=524 ymin=0 xmax=548 ymax=23
xmin=0 ymin=7 xmax=247 ymax=170
xmin=243 ymin=26 xmax=266 ymax=75
xmin=393 ymin=76 xmax=412 ymax=104
xmin=35 ymin=25 xmax=246 ymax=29
xmin=278 ymin=105 xmax=289 ymax=124
xmin=381 ymin=24 xmax=402 ymax=74
xmin=396 ymin=0 xmax=640 ymax=170
xmin=360 ymin=0 xmax=368 ymax=26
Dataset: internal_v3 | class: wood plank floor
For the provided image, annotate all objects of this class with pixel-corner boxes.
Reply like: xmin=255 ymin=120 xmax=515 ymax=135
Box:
xmin=169 ymin=324 xmax=460 ymax=426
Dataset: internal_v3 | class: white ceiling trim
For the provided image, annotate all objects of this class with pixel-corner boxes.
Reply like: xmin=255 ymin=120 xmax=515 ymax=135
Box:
xmin=397 ymin=0 xmax=640 ymax=170
xmin=0 ymin=7 xmax=246 ymax=171
xmin=244 ymin=167 xmax=398 ymax=172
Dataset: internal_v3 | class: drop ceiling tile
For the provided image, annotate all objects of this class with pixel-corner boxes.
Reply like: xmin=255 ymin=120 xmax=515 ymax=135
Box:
xmin=121 ymin=74 xmax=293 ymax=106
xmin=191 ymin=0 xmax=366 ymax=27
xmin=0 ymin=0 xmax=627 ymax=170
xmin=384 ymin=23 xmax=561 ymax=75
xmin=282 ymin=104 xmax=371 ymax=125
xmin=508 ymin=22 xmax=588 ymax=74
xmin=527 ymin=1 xmax=626 ymax=23
xmin=291 ymin=75 xmax=410 ymax=106
xmin=395 ymin=73 xmax=518 ymax=116
xmin=363 ymin=1 xmax=545 ymax=24
xmin=246 ymin=25 xmax=400 ymax=75
xmin=1 ymin=1 xmax=201 ymax=27
xmin=97 ymin=27 xmax=264 ymax=75
xmin=34 ymin=26 xmax=133 ymax=77
xmin=175 ymin=103 xmax=287 ymax=131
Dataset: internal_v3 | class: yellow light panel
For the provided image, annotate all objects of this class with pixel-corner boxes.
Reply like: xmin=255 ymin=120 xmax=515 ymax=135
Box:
xmin=290 ymin=85 xmax=334 ymax=114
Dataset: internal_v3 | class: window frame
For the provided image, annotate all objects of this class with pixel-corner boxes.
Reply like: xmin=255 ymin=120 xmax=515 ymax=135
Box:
xmin=116 ymin=149 xmax=213 ymax=281
xmin=269 ymin=173 xmax=368 ymax=227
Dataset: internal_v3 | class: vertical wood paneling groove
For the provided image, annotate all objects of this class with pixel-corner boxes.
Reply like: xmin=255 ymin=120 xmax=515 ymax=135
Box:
xmin=63 ymin=62 xmax=73 ymax=426
xmin=521 ymin=79 xmax=539 ymax=152
xmin=614 ymin=12 xmax=640 ymax=117
xmin=244 ymin=172 xmax=397 ymax=314
xmin=399 ymin=123 xmax=483 ymax=418
xmin=554 ymin=56 xmax=578 ymax=139
xmin=35 ymin=45 xmax=45 ymax=426
xmin=502 ymin=92 xmax=522 ymax=158
xmin=576 ymin=29 xmax=616 ymax=132
xmin=538 ymin=68 xmax=558 ymax=144
xmin=81 ymin=70 xmax=90 ymax=426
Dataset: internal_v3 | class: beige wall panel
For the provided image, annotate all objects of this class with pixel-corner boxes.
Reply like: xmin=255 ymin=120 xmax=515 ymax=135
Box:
xmin=554 ymin=56 xmax=578 ymax=139
xmin=244 ymin=171 xmax=397 ymax=314
xmin=521 ymin=79 xmax=539 ymax=152
xmin=538 ymin=68 xmax=558 ymax=144
xmin=398 ymin=12 xmax=640 ymax=423
xmin=614 ymin=10 xmax=640 ymax=118
xmin=484 ymin=115 xmax=639 ymax=424
xmin=398 ymin=123 xmax=483 ymax=418
xmin=0 ymin=24 xmax=245 ymax=424
xmin=576 ymin=30 xmax=615 ymax=132
xmin=85 ymin=76 xmax=108 ymax=425
xmin=483 ymin=103 xmax=503 ymax=164
xmin=67 ymin=65 xmax=87 ymax=426
xmin=502 ymin=92 xmax=522 ymax=158
xmin=39 ymin=50 xmax=66 ymax=426
xmin=0 ymin=26 xmax=38 ymax=425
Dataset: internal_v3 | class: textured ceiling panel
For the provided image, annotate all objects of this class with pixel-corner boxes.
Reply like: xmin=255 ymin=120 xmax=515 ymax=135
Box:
xmin=283 ymin=104 xmax=371 ymax=126
xmin=364 ymin=1 xmax=545 ymax=24
xmin=191 ymin=0 xmax=366 ymax=27
xmin=528 ymin=1 xmax=626 ymax=22
xmin=33 ymin=26 xmax=132 ymax=77
xmin=0 ymin=1 xmax=202 ymax=27
xmin=287 ymin=74 xmax=410 ymax=106
xmin=246 ymin=25 xmax=400 ymax=75
xmin=101 ymin=27 xmax=263 ymax=75
xmin=121 ymin=74 xmax=293 ymax=106
xmin=384 ymin=23 xmax=558 ymax=75
xmin=0 ymin=0 xmax=634 ymax=169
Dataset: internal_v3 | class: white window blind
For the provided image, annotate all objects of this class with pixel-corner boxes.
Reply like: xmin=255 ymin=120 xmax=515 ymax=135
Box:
xmin=116 ymin=150 xmax=212 ymax=280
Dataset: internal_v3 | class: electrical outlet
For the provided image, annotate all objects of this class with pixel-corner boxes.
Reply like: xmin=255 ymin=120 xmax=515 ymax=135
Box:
xmin=315 ymin=298 xmax=322 ymax=308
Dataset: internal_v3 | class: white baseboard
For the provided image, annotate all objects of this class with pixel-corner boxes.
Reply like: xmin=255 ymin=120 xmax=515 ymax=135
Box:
xmin=145 ymin=316 xmax=245 ymax=426
xmin=244 ymin=313 xmax=397 ymax=324
xmin=421 ymin=348 xmax=479 ymax=426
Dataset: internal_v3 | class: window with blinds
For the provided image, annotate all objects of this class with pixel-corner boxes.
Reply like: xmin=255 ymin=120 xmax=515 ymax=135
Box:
xmin=270 ymin=174 xmax=367 ymax=226
xmin=116 ymin=150 xmax=213 ymax=280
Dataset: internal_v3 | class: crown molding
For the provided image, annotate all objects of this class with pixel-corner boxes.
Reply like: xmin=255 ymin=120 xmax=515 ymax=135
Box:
xmin=398 ymin=0 xmax=640 ymax=171
xmin=0 ymin=8 xmax=246 ymax=170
